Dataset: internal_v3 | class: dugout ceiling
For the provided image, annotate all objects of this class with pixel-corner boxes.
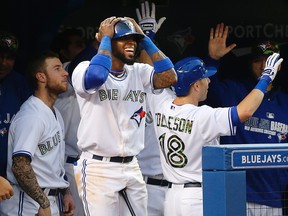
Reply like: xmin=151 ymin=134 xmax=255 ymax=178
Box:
xmin=1 ymin=0 xmax=288 ymax=84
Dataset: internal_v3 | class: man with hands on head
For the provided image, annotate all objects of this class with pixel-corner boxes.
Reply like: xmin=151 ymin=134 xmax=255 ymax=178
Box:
xmin=72 ymin=15 xmax=176 ymax=216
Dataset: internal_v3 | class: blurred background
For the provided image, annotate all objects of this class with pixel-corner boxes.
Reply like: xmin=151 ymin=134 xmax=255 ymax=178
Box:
xmin=1 ymin=0 xmax=288 ymax=86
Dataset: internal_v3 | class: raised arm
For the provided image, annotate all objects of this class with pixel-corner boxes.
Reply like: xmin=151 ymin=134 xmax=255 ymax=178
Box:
xmin=131 ymin=2 xmax=177 ymax=89
xmin=84 ymin=17 xmax=121 ymax=90
xmin=208 ymin=22 xmax=237 ymax=60
xmin=135 ymin=1 xmax=166 ymax=40
xmin=236 ymin=53 xmax=283 ymax=122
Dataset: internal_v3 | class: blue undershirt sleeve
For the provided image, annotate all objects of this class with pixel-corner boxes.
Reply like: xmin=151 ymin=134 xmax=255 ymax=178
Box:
xmin=231 ymin=106 xmax=241 ymax=126
xmin=84 ymin=54 xmax=111 ymax=90
xmin=84 ymin=35 xmax=112 ymax=90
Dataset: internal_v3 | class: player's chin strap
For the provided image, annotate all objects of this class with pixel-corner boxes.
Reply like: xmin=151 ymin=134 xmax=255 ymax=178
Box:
xmin=119 ymin=188 xmax=137 ymax=216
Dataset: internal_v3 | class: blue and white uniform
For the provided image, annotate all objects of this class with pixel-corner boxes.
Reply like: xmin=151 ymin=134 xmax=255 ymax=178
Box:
xmin=72 ymin=60 xmax=157 ymax=216
xmin=207 ymin=75 xmax=288 ymax=213
xmin=0 ymin=95 xmax=69 ymax=215
xmin=137 ymin=88 xmax=175 ymax=216
xmin=149 ymin=89 xmax=237 ymax=216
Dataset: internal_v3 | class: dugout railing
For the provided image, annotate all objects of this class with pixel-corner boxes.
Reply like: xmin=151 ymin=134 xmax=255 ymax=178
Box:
xmin=202 ymin=144 xmax=288 ymax=216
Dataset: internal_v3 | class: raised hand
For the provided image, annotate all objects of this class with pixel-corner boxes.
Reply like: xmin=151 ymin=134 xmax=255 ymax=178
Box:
xmin=260 ymin=53 xmax=283 ymax=83
xmin=208 ymin=22 xmax=236 ymax=60
xmin=136 ymin=1 xmax=166 ymax=39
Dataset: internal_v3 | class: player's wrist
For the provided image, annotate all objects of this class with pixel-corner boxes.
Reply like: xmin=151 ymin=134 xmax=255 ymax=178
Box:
xmin=254 ymin=78 xmax=269 ymax=93
xmin=98 ymin=35 xmax=111 ymax=52
xmin=39 ymin=197 xmax=50 ymax=209
xmin=146 ymin=31 xmax=155 ymax=40
xmin=59 ymin=187 xmax=71 ymax=196
xmin=153 ymin=58 xmax=174 ymax=73
xmin=140 ymin=36 xmax=159 ymax=56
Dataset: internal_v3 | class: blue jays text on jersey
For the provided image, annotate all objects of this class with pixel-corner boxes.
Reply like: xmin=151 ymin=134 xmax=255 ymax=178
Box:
xmin=38 ymin=131 xmax=61 ymax=155
xmin=98 ymin=88 xmax=146 ymax=103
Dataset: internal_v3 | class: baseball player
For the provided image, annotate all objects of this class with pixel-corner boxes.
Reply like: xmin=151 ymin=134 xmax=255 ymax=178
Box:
xmin=0 ymin=51 xmax=75 ymax=216
xmin=135 ymin=2 xmax=172 ymax=215
xmin=148 ymin=53 xmax=283 ymax=216
xmin=206 ymin=23 xmax=288 ymax=215
xmin=72 ymin=16 xmax=177 ymax=215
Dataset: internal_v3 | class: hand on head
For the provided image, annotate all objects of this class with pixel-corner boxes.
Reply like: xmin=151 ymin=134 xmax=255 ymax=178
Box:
xmin=124 ymin=17 xmax=145 ymax=36
xmin=95 ymin=16 xmax=121 ymax=42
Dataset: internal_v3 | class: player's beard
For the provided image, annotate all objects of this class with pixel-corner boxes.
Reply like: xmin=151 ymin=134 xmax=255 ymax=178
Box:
xmin=113 ymin=50 xmax=136 ymax=65
xmin=112 ymin=46 xmax=141 ymax=65
xmin=46 ymin=80 xmax=68 ymax=96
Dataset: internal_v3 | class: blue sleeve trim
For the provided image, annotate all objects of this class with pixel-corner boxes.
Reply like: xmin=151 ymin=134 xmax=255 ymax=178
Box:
xmin=231 ymin=106 xmax=240 ymax=126
xmin=12 ymin=150 xmax=32 ymax=161
xmin=84 ymin=54 xmax=111 ymax=89
xmin=153 ymin=58 xmax=174 ymax=73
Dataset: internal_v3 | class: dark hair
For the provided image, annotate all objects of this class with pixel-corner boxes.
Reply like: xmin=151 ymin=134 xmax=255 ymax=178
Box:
xmin=27 ymin=50 xmax=59 ymax=90
xmin=51 ymin=28 xmax=83 ymax=52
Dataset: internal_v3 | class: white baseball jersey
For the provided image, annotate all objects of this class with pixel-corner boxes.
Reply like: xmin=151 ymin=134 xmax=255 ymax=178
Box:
xmin=148 ymin=91 xmax=236 ymax=184
xmin=72 ymin=61 xmax=155 ymax=156
xmin=55 ymin=82 xmax=81 ymax=158
xmin=7 ymin=95 xmax=69 ymax=188
xmin=137 ymin=88 xmax=176 ymax=176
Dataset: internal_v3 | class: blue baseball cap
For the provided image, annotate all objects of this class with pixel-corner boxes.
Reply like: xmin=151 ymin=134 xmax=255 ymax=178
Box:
xmin=113 ymin=18 xmax=144 ymax=40
xmin=173 ymin=57 xmax=217 ymax=96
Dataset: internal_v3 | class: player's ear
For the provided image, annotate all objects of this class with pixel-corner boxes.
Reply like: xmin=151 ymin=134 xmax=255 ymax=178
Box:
xmin=193 ymin=81 xmax=199 ymax=90
xmin=36 ymin=71 xmax=46 ymax=83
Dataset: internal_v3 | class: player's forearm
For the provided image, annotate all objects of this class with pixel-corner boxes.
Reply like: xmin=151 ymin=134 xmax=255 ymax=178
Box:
xmin=140 ymin=37 xmax=177 ymax=88
xmin=153 ymin=70 xmax=178 ymax=89
xmin=236 ymin=89 xmax=264 ymax=122
xmin=237 ymin=53 xmax=282 ymax=122
xmin=12 ymin=155 xmax=50 ymax=208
